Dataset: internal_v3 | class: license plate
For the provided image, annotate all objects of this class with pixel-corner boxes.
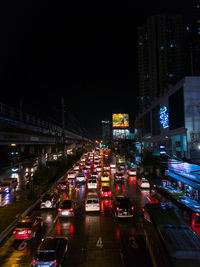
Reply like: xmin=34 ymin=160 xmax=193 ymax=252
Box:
xmin=62 ymin=211 xmax=69 ymax=215
xmin=39 ymin=265 xmax=49 ymax=267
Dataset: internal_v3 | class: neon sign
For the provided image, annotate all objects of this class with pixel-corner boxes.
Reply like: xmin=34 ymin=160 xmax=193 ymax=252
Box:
xmin=160 ymin=106 xmax=169 ymax=129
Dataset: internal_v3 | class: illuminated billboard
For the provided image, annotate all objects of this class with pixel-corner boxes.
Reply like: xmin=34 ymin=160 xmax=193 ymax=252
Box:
xmin=113 ymin=129 xmax=130 ymax=140
xmin=112 ymin=114 xmax=129 ymax=128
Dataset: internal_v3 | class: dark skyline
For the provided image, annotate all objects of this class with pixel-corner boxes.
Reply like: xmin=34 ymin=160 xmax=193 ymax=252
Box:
xmin=0 ymin=1 xmax=191 ymax=138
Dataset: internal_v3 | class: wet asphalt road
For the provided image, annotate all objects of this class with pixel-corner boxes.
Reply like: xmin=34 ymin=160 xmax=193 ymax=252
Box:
xmin=0 ymin=157 xmax=152 ymax=267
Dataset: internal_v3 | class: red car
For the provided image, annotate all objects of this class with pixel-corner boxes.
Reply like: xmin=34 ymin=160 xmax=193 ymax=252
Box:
xmin=100 ymin=186 xmax=112 ymax=198
xmin=13 ymin=216 xmax=43 ymax=240
xmin=57 ymin=181 xmax=69 ymax=191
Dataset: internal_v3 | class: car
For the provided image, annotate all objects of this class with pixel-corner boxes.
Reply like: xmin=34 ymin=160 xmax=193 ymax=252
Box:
xmin=110 ymin=164 xmax=116 ymax=169
xmin=137 ymin=177 xmax=150 ymax=189
xmin=100 ymin=186 xmax=112 ymax=198
xmin=40 ymin=193 xmax=60 ymax=209
xmin=85 ymin=162 xmax=92 ymax=169
xmin=104 ymin=166 xmax=110 ymax=171
xmin=73 ymin=165 xmax=80 ymax=172
xmin=67 ymin=171 xmax=76 ymax=179
xmin=0 ymin=178 xmax=17 ymax=193
xmin=76 ymin=173 xmax=87 ymax=183
xmin=56 ymin=181 xmax=69 ymax=191
xmin=88 ymin=178 xmax=97 ymax=189
xmin=101 ymin=175 xmax=110 ymax=182
xmin=85 ymin=193 xmax=100 ymax=212
xmin=119 ymin=163 xmax=126 ymax=170
xmin=127 ymin=169 xmax=137 ymax=176
xmin=101 ymin=182 xmax=110 ymax=187
xmin=91 ymin=172 xmax=98 ymax=179
xmin=32 ymin=237 xmax=68 ymax=267
xmin=114 ymin=172 xmax=125 ymax=182
xmin=96 ymin=165 xmax=102 ymax=173
xmin=112 ymin=196 xmax=134 ymax=218
xmin=13 ymin=216 xmax=43 ymax=240
xmin=82 ymin=167 xmax=89 ymax=174
xmin=11 ymin=167 xmax=19 ymax=173
xmin=58 ymin=200 xmax=75 ymax=217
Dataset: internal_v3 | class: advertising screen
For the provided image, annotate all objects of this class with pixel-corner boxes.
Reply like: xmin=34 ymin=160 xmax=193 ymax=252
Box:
xmin=112 ymin=114 xmax=129 ymax=128
xmin=113 ymin=129 xmax=130 ymax=140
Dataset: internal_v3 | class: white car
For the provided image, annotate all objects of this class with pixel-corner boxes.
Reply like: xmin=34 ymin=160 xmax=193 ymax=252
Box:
xmin=73 ymin=165 xmax=80 ymax=172
xmin=76 ymin=174 xmax=87 ymax=183
xmin=85 ymin=193 xmax=100 ymax=212
xmin=96 ymin=166 xmax=102 ymax=173
xmin=88 ymin=178 xmax=97 ymax=189
xmin=137 ymin=177 xmax=150 ymax=189
xmin=110 ymin=164 xmax=116 ymax=169
xmin=67 ymin=172 xmax=76 ymax=179
xmin=128 ymin=169 xmax=137 ymax=176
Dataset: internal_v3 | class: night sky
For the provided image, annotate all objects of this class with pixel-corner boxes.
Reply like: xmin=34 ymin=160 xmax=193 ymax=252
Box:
xmin=0 ymin=1 xmax=191 ymax=138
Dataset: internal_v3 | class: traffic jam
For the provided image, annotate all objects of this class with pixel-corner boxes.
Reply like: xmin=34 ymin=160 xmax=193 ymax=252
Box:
xmin=1 ymin=148 xmax=200 ymax=267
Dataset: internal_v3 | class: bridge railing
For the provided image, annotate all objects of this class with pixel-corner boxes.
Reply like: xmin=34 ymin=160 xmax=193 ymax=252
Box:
xmin=0 ymin=102 xmax=92 ymax=142
xmin=0 ymin=102 xmax=61 ymax=133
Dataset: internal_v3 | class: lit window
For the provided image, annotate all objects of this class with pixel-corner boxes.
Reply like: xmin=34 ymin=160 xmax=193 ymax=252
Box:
xmin=186 ymin=26 xmax=190 ymax=31
xmin=160 ymin=46 xmax=164 ymax=50
xmin=169 ymin=74 xmax=174 ymax=78
xmin=170 ymin=44 xmax=175 ymax=48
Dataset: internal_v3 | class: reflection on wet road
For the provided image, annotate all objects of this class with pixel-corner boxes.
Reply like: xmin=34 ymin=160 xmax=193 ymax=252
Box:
xmin=0 ymin=162 xmax=152 ymax=267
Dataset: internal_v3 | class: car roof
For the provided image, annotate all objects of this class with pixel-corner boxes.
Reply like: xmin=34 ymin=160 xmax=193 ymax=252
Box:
xmin=101 ymin=186 xmax=110 ymax=189
xmin=19 ymin=216 xmax=33 ymax=223
xmin=38 ymin=237 xmax=67 ymax=251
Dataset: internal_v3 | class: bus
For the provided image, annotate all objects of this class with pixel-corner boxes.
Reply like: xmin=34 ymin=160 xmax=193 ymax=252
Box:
xmin=151 ymin=186 xmax=200 ymax=237
xmin=143 ymin=203 xmax=200 ymax=267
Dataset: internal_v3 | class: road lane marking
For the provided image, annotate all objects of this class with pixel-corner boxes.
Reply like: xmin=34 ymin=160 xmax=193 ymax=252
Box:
xmin=129 ymin=236 xmax=138 ymax=249
xmin=96 ymin=237 xmax=103 ymax=248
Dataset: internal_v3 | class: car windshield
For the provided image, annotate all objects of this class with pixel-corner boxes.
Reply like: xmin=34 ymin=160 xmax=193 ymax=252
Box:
xmin=102 ymin=188 xmax=110 ymax=192
xmin=142 ymin=178 xmax=148 ymax=182
xmin=87 ymin=199 xmax=98 ymax=204
xmin=42 ymin=195 xmax=51 ymax=201
xmin=36 ymin=252 xmax=56 ymax=261
xmin=61 ymin=201 xmax=72 ymax=209
xmin=88 ymin=180 xmax=96 ymax=183
xmin=117 ymin=199 xmax=131 ymax=207
xmin=17 ymin=221 xmax=33 ymax=228
xmin=60 ymin=182 xmax=67 ymax=185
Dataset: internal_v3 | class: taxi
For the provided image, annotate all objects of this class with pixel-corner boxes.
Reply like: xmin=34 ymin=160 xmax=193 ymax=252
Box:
xmin=101 ymin=175 xmax=110 ymax=182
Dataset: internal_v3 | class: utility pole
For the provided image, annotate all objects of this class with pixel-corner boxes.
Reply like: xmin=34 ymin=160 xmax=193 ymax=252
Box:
xmin=61 ymin=97 xmax=65 ymax=157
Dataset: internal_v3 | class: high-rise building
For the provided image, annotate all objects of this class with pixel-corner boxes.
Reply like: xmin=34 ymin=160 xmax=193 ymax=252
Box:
xmin=101 ymin=120 xmax=111 ymax=146
xmin=138 ymin=14 xmax=185 ymax=112
xmin=138 ymin=3 xmax=200 ymax=112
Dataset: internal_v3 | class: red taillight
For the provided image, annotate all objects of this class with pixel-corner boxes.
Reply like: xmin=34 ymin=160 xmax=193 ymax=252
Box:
xmin=117 ymin=206 xmax=119 ymax=213
xmin=40 ymin=199 xmax=42 ymax=202
xmin=58 ymin=208 xmax=61 ymax=211
xmin=51 ymin=197 xmax=54 ymax=201
xmin=54 ymin=259 xmax=57 ymax=264
xmin=32 ymin=259 xmax=36 ymax=264
xmin=70 ymin=208 xmax=74 ymax=212
xmin=27 ymin=230 xmax=32 ymax=234
xmin=142 ymin=208 xmax=145 ymax=212
xmin=131 ymin=206 xmax=134 ymax=212
xmin=13 ymin=230 xmax=16 ymax=234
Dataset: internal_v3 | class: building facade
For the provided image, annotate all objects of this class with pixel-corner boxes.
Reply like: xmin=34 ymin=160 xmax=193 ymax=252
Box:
xmin=138 ymin=2 xmax=200 ymax=112
xmin=135 ymin=76 xmax=200 ymax=160
xmin=101 ymin=120 xmax=111 ymax=146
